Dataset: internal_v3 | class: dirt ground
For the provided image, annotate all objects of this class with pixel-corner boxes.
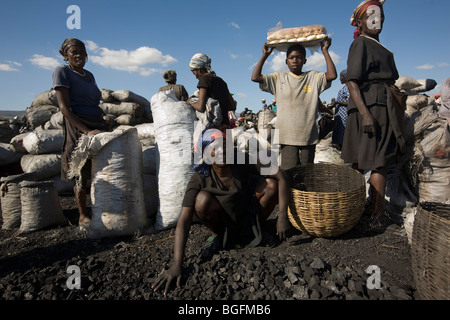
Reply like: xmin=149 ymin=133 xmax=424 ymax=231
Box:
xmin=0 ymin=190 xmax=416 ymax=307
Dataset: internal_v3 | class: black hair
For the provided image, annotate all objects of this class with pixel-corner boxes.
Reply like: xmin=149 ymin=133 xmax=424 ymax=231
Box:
xmin=286 ymin=44 xmax=306 ymax=58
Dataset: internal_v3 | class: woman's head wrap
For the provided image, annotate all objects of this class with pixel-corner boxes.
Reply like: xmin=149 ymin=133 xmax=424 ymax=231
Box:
xmin=59 ymin=38 xmax=87 ymax=60
xmin=194 ymin=128 xmax=226 ymax=176
xmin=189 ymin=53 xmax=216 ymax=76
xmin=163 ymin=70 xmax=177 ymax=83
xmin=350 ymin=0 xmax=385 ymax=39
xmin=340 ymin=69 xmax=348 ymax=79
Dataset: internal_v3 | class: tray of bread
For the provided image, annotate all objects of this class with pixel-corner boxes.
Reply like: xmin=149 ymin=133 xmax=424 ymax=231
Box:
xmin=267 ymin=24 xmax=329 ymax=52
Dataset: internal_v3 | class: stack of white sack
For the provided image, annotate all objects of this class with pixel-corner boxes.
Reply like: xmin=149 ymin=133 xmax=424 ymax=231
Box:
xmin=0 ymin=117 xmax=22 ymax=144
xmin=26 ymin=89 xmax=60 ymax=129
xmin=12 ymin=127 xmax=74 ymax=193
xmin=68 ymin=126 xmax=147 ymax=238
xmin=100 ymin=89 xmax=153 ymax=127
xmin=401 ymin=102 xmax=450 ymax=244
xmin=150 ymin=90 xmax=196 ymax=231
xmin=0 ymin=172 xmax=67 ymax=233
xmin=395 ymin=75 xmax=437 ymax=115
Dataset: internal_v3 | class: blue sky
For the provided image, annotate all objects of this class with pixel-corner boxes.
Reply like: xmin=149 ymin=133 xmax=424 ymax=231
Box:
xmin=1 ymin=0 xmax=449 ymax=114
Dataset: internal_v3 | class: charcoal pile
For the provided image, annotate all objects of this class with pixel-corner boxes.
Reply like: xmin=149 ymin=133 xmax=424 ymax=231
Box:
xmin=0 ymin=216 xmax=415 ymax=301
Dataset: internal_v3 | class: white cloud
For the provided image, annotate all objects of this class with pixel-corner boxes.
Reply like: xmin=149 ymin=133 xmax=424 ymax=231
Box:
xmin=230 ymin=22 xmax=240 ymax=29
xmin=29 ymin=54 xmax=60 ymax=70
xmin=437 ymin=62 xmax=449 ymax=67
xmin=236 ymin=92 xmax=247 ymax=99
xmin=416 ymin=63 xmax=434 ymax=70
xmin=85 ymin=40 xmax=99 ymax=52
xmin=305 ymin=51 xmax=341 ymax=71
xmin=269 ymin=52 xmax=289 ymax=72
xmin=268 ymin=50 xmax=340 ymax=73
xmin=87 ymin=41 xmax=177 ymax=76
xmin=0 ymin=61 xmax=20 ymax=71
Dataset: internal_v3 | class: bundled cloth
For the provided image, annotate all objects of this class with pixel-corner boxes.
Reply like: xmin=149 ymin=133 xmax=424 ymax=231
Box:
xmin=189 ymin=92 xmax=222 ymax=147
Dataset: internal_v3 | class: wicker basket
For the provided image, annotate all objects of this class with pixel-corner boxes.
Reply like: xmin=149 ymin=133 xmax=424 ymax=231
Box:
xmin=411 ymin=202 xmax=450 ymax=300
xmin=286 ymin=163 xmax=366 ymax=238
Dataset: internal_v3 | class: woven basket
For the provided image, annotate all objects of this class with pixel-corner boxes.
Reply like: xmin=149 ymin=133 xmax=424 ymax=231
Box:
xmin=286 ymin=163 xmax=366 ymax=238
xmin=411 ymin=202 xmax=450 ymax=300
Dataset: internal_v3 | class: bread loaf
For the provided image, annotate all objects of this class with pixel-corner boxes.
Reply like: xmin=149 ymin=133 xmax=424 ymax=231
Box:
xmin=267 ymin=24 xmax=328 ymax=51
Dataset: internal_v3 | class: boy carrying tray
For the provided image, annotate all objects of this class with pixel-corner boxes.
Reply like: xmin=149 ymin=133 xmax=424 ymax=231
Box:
xmin=251 ymin=39 xmax=337 ymax=170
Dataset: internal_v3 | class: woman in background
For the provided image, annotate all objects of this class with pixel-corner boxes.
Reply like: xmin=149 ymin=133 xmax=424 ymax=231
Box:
xmin=187 ymin=53 xmax=237 ymax=131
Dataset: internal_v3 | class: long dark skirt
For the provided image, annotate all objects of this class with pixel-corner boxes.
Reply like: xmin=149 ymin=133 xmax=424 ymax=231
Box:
xmin=341 ymin=105 xmax=397 ymax=170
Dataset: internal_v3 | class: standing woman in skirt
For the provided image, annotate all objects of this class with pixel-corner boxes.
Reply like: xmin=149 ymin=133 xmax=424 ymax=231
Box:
xmin=341 ymin=0 xmax=405 ymax=232
xmin=52 ymin=38 xmax=107 ymax=229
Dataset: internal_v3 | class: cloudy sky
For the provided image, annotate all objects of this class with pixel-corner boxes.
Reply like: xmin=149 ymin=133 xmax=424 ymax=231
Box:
xmin=0 ymin=0 xmax=449 ymax=113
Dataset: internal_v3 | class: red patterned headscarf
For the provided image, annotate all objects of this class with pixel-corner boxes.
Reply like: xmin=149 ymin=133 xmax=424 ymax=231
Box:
xmin=350 ymin=0 xmax=385 ymax=39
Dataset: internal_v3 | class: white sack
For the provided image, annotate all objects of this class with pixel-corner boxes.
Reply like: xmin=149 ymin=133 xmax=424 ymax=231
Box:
xmin=26 ymin=105 xmax=59 ymax=129
xmin=111 ymin=89 xmax=152 ymax=121
xmin=151 ymin=91 xmax=195 ymax=231
xmin=135 ymin=123 xmax=155 ymax=140
xmin=314 ymin=137 xmax=345 ymax=165
xmin=99 ymin=102 xmax=144 ymax=118
xmin=9 ymin=132 xmax=30 ymax=154
xmin=395 ymin=76 xmax=422 ymax=91
xmin=20 ymin=153 xmax=61 ymax=180
xmin=22 ymin=129 xmax=63 ymax=155
xmin=68 ymin=126 xmax=147 ymax=238
xmin=0 ymin=142 xmax=23 ymax=165
xmin=44 ymin=111 xmax=64 ymax=130
xmin=31 ymin=89 xmax=58 ymax=108
xmin=19 ymin=180 xmax=66 ymax=233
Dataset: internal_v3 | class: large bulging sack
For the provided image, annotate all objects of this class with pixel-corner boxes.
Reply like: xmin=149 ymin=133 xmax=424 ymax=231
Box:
xmin=411 ymin=106 xmax=450 ymax=203
xmin=22 ymin=128 xmax=63 ymax=155
xmin=111 ymin=89 xmax=152 ymax=121
xmin=19 ymin=180 xmax=66 ymax=233
xmin=20 ymin=153 xmax=61 ymax=180
xmin=69 ymin=126 xmax=147 ymax=238
xmin=26 ymin=105 xmax=59 ymax=129
xmin=0 ymin=173 xmax=35 ymax=229
xmin=44 ymin=111 xmax=64 ymax=130
xmin=30 ymin=89 xmax=58 ymax=108
xmin=151 ymin=91 xmax=195 ymax=231
xmin=0 ymin=142 xmax=23 ymax=166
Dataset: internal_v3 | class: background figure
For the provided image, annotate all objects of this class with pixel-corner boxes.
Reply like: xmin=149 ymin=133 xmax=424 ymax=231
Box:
xmin=158 ymin=69 xmax=189 ymax=101
xmin=342 ymin=0 xmax=404 ymax=233
xmin=52 ymin=38 xmax=107 ymax=229
xmin=188 ymin=53 xmax=237 ymax=131
xmin=270 ymin=100 xmax=277 ymax=113
xmin=329 ymin=69 xmax=350 ymax=150
xmin=262 ymin=99 xmax=268 ymax=110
